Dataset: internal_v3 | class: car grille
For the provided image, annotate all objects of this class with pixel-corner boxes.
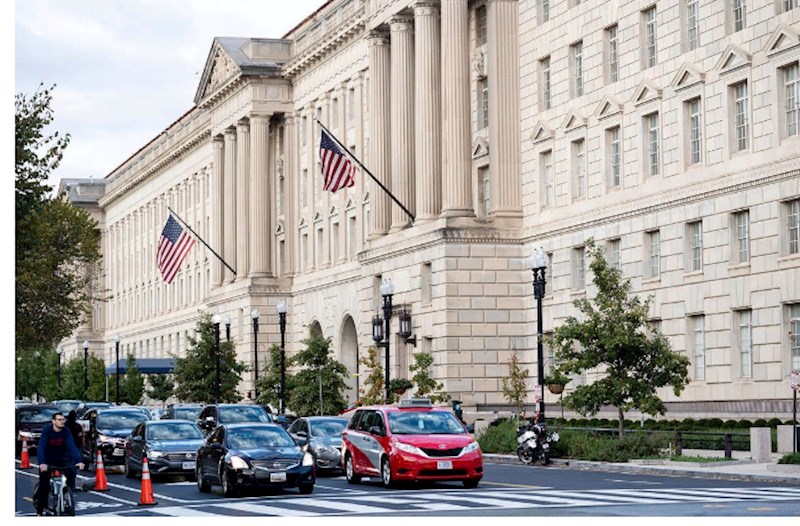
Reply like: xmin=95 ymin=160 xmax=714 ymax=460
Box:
xmin=251 ymin=459 xmax=299 ymax=470
xmin=419 ymin=469 xmax=468 ymax=476
xmin=420 ymin=447 xmax=463 ymax=457
xmin=165 ymin=452 xmax=196 ymax=461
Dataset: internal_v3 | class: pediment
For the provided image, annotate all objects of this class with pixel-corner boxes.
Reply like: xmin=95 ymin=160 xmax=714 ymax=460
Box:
xmin=275 ymin=220 xmax=285 ymax=235
xmin=362 ymin=192 xmax=370 ymax=204
xmin=561 ymin=110 xmax=587 ymax=132
xmin=313 ymin=211 xmax=322 ymax=223
xmin=594 ymin=95 xmax=622 ymax=120
xmin=472 ymin=136 xmax=489 ymax=159
xmin=631 ymin=79 xmax=662 ymax=106
xmin=345 ymin=198 xmax=355 ymax=210
xmin=715 ymin=44 xmax=752 ymax=75
xmin=670 ymin=62 xmax=705 ymax=91
xmin=329 ymin=205 xmax=338 ymax=216
xmin=529 ymin=121 xmax=554 ymax=144
xmin=195 ymin=40 xmax=241 ymax=104
xmin=763 ymin=23 xmax=800 ymax=58
xmin=299 ymin=217 xmax=308 ymax=228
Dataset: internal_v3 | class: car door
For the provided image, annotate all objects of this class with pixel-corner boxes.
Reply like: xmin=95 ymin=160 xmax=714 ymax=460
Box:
xmin=198 ymin=426 xmax=221 ymax=480
xmin=207 ymin=426 xmax=227 ymax=483
xmin=128 ymin=423 xmax=145 ymax=469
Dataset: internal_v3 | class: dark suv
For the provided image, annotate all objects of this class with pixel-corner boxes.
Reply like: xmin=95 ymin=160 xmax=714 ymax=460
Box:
xmin=196 ymin=404 xmax=273 ymax=435
xmin=15 ymin=403 xmax=59 ymax=455
xmin=163 ymin=403 xmax=204 ymax=421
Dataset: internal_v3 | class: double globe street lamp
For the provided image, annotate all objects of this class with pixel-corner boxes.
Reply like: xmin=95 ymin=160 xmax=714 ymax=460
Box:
xmin=114 ymin=335 xmax=121 ymax=404
xmin=531 ymin=246 xmax=548 ymax=425
xmin=251 ymin=308 xmax=260 ymax=400
xmin=212 ymin=314 xmax=221 ymax=404
xmin=372 ymin=278 xmax=395 ymax=404
xmin=56 ymin=346 xmax=63 ymax=398
xmin=277 ymin=299 xmax=288 ymax=415
xmin=82 ymin=340 xmax=89 ymax=401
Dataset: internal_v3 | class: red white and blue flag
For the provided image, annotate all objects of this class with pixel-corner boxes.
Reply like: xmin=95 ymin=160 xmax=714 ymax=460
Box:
xmin=157 ymin=215 xmax=195 ymax=284
xmin=320 ymin=129 xmax=356 ymax=193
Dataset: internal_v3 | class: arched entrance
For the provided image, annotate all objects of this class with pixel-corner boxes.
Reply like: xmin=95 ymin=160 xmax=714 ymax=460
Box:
xmin=339 ymin=316 xmax=359 ymax=405
xmin=308 ymin=320 xmax=323 ymax=338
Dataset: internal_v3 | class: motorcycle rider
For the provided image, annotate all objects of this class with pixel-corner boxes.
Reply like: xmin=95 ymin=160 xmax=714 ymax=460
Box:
xmin=34 ymin=412 xmax=85 ymax=516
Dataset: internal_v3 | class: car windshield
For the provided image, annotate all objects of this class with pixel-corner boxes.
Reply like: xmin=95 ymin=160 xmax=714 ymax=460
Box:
xmin=310 ymin=419 xmax=347 ymax=437
xmin=388 ymin=411 xmax=466 ymax=435
xmin=227 ymin=427 xmax=296 ymax=449
xmin=218 ymin=406 xmax=270 ymax=423
xmin=174 ymin=407 xmax=202 ymax=420
xmin=97 ymin=411 xmax=148 ymax=430
xmin=19 ymin=407 xmax=59 ymax=423
xmin=55 ymin=401 xmax=81 ymax=413
xmin=147 ymin=423 xmax=203 ymax=440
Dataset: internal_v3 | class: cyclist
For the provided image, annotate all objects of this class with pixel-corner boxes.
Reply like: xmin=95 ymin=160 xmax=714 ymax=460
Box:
xmin=35 ymin=412 xmax=85 ymax=516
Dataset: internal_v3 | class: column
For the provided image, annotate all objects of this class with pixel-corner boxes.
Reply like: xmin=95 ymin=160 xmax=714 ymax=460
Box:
xmin=223 ymin=127 xmax=237 ymax=283
xmin=250 ymin=114 xmax=272 ymax=277
xmin=440 ymin=0 xmax=473 ymax=217
xmin=284 ymin=113 xmax=297 ymax=276
xmin=236 ymin=119 xmax=250 ymax=280
xmin=367 ymin=29 xmax=391 ymax=238
xmin=212 ymin=136 xmax=224 ymax=287
xmin=390 ymin=16 xmax=415 ymax=231
xmin=488 ymin=0 xmax=521 ymax=216
xmin=414 ymin=2 xmax=442 ymax=220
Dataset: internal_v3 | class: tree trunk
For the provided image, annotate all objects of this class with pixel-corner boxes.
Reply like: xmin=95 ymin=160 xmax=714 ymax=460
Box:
xmin=618 ymin=407 xmax=625 ymax=439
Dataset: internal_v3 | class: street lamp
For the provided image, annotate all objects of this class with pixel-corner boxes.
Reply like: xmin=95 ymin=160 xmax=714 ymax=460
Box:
xmin=56 ymin=347 xmax=63 ymax=398
xmin=398 ymin=309 xmax=417 ymax=347
xmin=373 ymin=278 xmax=395 ymax=403
xmin=224 ymin=314 xmax=232 ymax=342
xmin=251 ymin=308 xmax=260 ymax=400
xmin=82 ymin=340 xmax=89 ymax=401
xmin=276 ymin=300 xmax=288 ymax=415
xmin=212 ymin=314 xmax=221 ymax=404
xmin=114 ymin=336 xmax=121 ymax=404
xmin=531 ymin=246 xmax=548 ymax=426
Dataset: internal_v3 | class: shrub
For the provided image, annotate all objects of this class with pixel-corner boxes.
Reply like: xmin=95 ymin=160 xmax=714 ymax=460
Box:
xmin=778 ymin=453 xmax=800 ymax=465
xmin=753 ymin=418 xmax=768 ymax=428
xmin=767 ymin=418 xmax=783 ymax=428
xmin=598 ymin=418 xmax=611 ymax=428
xmin=721 ymin=420 xmax=738 ymax=429
xmin=682 ymin=418 xmax=697 ymax=429
xmin=706 ymin=418 xmax=723 ymax=428
xmin=477 ymin=420 xmax=517 ymax=454
xmin=737 ymin=419 xmax=753 ymax=429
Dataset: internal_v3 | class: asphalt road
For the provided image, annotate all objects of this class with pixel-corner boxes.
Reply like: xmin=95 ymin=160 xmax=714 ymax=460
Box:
xmin=15 ymin=459 xmax=800 ymax=517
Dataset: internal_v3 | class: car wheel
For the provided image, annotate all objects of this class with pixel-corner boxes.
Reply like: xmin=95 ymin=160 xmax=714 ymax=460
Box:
xmin=196 ymin=464 xmax=210 ymax=493
xmin=298 ymin=483 xmax=314 ymax=495
xmin=221 ymin=466 xmax=237 ymax=497
xmin=124 ymin=457 xmax=136 ymax=479
xmin=463 ymin=479 xmax=479 ymax=489
xmin=344 ymin=454 xmax=360 ymax=484
xmin=380 ymin=456 xmax=394 ymax=489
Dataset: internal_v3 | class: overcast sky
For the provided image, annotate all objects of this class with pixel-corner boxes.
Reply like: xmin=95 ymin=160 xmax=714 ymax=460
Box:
xmin=14 ymin=0 xmax=325 ymax=191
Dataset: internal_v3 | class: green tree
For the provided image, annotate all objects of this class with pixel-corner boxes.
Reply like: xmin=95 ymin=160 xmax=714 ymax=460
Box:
xmin=119 ymin=353 xmax=144 ymax=405
xmin=287 ymin=330 xmax=350 ymax=416
xmin=16 ymin=85 xmax=102 ymax=352
xmin=501 ymin=351 xmax=529 ymax=417
xmin=173 ymin=313 xmax=248 ymax=403
xmin=410 ymin=351 xmax=451 ymax=403
xmin=549 ymin=239 xmax=691 ymax=437
xmin=60 ymin=355 xmax=107 ymax=401
xmin=357 ymin=346 xmax=385 ymax=405
xmin=255 ymin=344 xmax=294 ymax=410
xmin=146 ymin=375 xmax=175 ymax=405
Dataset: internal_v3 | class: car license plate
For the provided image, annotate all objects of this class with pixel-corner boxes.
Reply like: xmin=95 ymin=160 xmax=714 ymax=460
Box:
xmin=182 ymin=461 xmax=196 ymax=470
xmin=112 ymin=448 xmax=124 ymax=456
xmin=437 ymin=460 xmax=453 ymax=470
xmin=270 ymin=471 xmax=287 ymax=482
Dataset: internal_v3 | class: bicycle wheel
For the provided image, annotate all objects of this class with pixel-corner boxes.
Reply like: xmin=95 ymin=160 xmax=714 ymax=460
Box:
xmin=46 ymin=487 xmax=58 ymax=516
xmin=61 ymin=486 xmax=75 ymax=516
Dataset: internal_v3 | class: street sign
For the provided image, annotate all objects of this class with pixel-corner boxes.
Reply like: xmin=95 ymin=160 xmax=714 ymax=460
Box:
xmin=791 ymin=370 xmax=800 ymax=391
xmin=534 ymin=384 xmax=543 ymax=402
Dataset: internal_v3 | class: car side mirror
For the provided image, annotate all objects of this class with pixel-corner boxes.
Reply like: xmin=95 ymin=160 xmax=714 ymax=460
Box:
xmin=368 ymin=426 xmax=384 ymax=436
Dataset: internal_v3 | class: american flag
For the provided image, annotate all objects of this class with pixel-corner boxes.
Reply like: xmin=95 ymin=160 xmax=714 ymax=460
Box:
xmin=157 ymin=215 xmax=195 ymax=284
xmin=319 ymin=129 xmax=356 ymax=193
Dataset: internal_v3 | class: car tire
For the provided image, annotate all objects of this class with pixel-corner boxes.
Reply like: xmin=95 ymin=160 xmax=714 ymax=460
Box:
xmin=298 ymin=483 xmax=314 ymax=495
xmin=380 ymin=456 xmax=395 ymax=489
xmin=221 ymin=466 xmax=237 ymax=497
xmin=196 ymin=464 xmax=210 ymax=493
xmin=124 ymin=457 xmax=136 ymax=479
xmin=344 ymin=454 xmax=360 ymax=484
xmin=463 ymin=479 xmax=479 ymax=489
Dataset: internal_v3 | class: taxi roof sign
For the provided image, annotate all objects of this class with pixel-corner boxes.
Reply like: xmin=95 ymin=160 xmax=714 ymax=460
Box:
xmin=398 ymin=398 xmax=433 ymax=408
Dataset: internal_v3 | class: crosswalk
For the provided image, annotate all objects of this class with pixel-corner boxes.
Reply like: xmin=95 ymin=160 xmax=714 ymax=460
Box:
xmin=85 ymin=486 xmax=800 ymax=516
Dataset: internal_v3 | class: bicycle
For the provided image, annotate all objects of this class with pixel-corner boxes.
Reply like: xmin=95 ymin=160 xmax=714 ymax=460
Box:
xmin=33 ymin=466 xmax=76 ymax=516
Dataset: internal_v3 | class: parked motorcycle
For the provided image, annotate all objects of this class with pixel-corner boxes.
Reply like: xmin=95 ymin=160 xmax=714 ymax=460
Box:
xmin=516 ymin=421 xmax=559 ymax=465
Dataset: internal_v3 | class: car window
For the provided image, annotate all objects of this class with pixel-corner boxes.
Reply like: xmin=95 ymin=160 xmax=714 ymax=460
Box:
xmin=96 ymin=411 xmax=148 ymax=430
xmin=218 ymin=406 xmax=270 ymax=423
xmin=348 ymin=411 xmax=363 ymax=430
xmin=287 ymin=420 xmax=299 ymax=434
xmin=227 ymin=427 xmax=296 ymax=449
xmin=148 ymin=423 xmax=203 ymax=440
xmin=388 ymin=411 xmax=466 ymax=435
xmin=174 ymin=407 xmax=202 ymax=421
xmin=310 ymin=419 xmax=347 ymax=437
xmin=18 ymin=407 xmax=59 ymax=423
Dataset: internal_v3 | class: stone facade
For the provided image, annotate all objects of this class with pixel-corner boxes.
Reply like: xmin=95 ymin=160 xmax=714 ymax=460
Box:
xmin=60 ymin=0 xmax=800 ymax=419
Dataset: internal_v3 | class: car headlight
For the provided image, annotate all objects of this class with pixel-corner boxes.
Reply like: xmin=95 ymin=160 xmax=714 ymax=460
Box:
xmin=316 ymin=444 xmax=337 ymax=456
xmin=147 ymin=450 xmax=166 ymax=459
xmin=229 ymin=456 xmax=249 ymax=470
xmin=462 ymin=441 xmax=481 ymax=454
xmin=394 ymin=442 xmax=425 ymax=456
xmin=18 ymin=431 xmax=33 ymax=438
xmin=97 ymin=434 xmax=113 ymax=444
xmin=302 ymin=452 xmax=314 ymax=466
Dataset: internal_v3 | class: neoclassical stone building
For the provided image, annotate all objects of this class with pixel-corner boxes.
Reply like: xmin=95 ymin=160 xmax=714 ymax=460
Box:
xmin=60 ymin=0 xmax=800 ymax=419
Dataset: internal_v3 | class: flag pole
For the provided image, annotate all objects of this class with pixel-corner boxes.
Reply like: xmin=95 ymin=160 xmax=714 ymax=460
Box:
xmin=316 ymin=119 xmax=415 ymax=222
xmin=167 ymin=206 xmax=236 ymax=276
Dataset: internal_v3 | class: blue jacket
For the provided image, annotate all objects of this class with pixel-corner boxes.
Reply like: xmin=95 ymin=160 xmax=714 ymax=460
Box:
xmin=37 ymin=424 xmax=82 ymax=467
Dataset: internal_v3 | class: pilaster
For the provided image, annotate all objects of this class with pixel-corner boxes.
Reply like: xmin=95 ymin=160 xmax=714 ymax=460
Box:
xmin=390 ymin=16 xmax=416 ymax=231
xmin=250 ymin=114 xmax=272 ymax=277
xmin=212 ymin=136 xmax=225 ymax=287
xmin=367 ymin=29 xmax=392 ymax=238
xmin=223 ymin=127 xmax=237 ymax=283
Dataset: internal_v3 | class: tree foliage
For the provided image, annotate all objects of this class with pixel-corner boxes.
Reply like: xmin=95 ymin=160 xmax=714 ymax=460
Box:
xmin=358 ymin=346 xmax=385 ymax=405
xmin=16 ymin=347 xmax=57 ymax=400
xmin=287 ymin=330 xmax=350 ymax=416
xmin=501 ymin=351 xmax=529 ymax=416
xmin=146 ymin=374 xmax=175 ymax=404
xmin=119 ymin=353 xmax=144 ymax=405
xmin=255 ymin=344 xmax=294 ymax=410
xmin=59 ymin=354 xmax=107 ymax=401
xmin=410 ymin=351 xmax=451 ymax=403
xmin=173 ymin=313 xmax=248 ymax=403
xmin=549 ymin=239 xmax=691 ymax=437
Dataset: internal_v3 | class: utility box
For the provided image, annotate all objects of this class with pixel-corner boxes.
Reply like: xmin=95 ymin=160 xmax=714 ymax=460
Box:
xmin=750 ymin=427 xmax=771 ymax=462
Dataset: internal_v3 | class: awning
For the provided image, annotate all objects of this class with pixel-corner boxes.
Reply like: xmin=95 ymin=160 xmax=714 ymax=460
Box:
xmin=105 ymin=358 xmax=175 ymax=375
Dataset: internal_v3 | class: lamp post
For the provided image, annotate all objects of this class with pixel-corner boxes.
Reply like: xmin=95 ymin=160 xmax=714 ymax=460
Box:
xmin=212 ymin=314 xmax=221 ymax=404
xmin=224 ymin=314 xmax=232 ymax=342
xmin=56 ymin=347 xmax=63 ymax=398
xmin=276 ymin=299 xmax=288 ymax=415
xmin=82 ymin=340 xmax=89 ymax=401
xmin=251 ymin=308 xmax=260 ymax=400
xmin=531 ymin=246 xmax=548 ymax=426
xmin=371 ymin=278 xmax=395 ymax=403
xmin=113 ymin=336 xmax=121 ymax=404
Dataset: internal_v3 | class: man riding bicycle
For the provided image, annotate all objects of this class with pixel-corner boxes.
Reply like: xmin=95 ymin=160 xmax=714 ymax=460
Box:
xmin=35 ymin=412 xmax=85 ymax=516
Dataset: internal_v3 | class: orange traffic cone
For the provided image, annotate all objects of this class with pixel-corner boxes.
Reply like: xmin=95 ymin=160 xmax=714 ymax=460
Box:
xmin=94 ymin=450 xmax=109 ymax=491
xmin=137 ymin=455 xmax=157 ymax=506
xmin=19 ymin=436 xmax=30 ymax=468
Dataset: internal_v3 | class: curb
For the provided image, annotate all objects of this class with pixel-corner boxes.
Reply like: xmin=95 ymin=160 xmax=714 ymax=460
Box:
xmin=483 ymin=454 xmax=800 ymax=485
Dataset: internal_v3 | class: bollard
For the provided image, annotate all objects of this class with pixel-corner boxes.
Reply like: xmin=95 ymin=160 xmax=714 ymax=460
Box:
xmin=724 ymin=433 xmax=732 ymax=459
xmin=675 ymin=431 xmax=683 ymax=456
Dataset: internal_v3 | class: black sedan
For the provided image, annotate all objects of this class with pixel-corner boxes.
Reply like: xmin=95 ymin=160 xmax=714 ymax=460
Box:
xmin=196 ymin=423 xmax=315 ymax=497
xmin=82 ymin=407 xmax=151 ymax=466
xmin=15 ymin=404 xmax=59 ymax=454
xmin=124 ymin=420 xmax=205 ymax=479
xmin=287 ymin=416 xmax=348 ymax=472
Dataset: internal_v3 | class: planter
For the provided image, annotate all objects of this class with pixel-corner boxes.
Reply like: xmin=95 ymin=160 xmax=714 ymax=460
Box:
xmin=547 ymin=383 xmax=565 ymax=395
xmin=393 ymin=388 xmax=408 ymax=395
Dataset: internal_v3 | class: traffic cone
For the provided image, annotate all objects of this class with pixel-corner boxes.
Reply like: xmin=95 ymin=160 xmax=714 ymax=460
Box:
xmin=137 ymin=455 xmax=157 ymax=506
xmin=19 ymin=436 xmax=30 ymax=468
xmin=94 ymin=450 xmax=109 ymax=491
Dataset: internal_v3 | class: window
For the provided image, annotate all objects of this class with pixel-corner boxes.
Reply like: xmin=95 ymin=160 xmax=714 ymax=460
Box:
xmin=572 ymin=139 xmax=586 ymax=199
xmin=278 ymin=175 xmax=285 ymax=216
xmin=332 ymin=222 xmax=340 ymax=262
xmin=691 ymin=315 xmax=705 ymax=380
xmin=421 ymin=262 xmax=433 ymax=305
xmin=279 ymin=239 xmax=285 ymax=276
xmin=790 ymin=304 xmax=800 ymax=370
xmin=607 ymin=126 xmax=621 ymax=188
xmin=606 ymin=25 xmax=619 ymax=84
xmin=787 ymin=199 xmax=800 ymax=254
xmin=643 ymin=7 xmax=657 ymax=68
xmin=687 ymin=98 xmax=703 ymax=165
xmin=645 ymin=113 xmax=660 ymax=176
xmin=785 ymin=0 xmax=797 ymax=12
xmin=476 ymin=5 xmax=488 ymax=46
xmin=784 ymin=63 xmax=800 ymax=138
xmin=573 ymin=246 xmax=586 ymax=290
xmin=301 ymin=169 xmax=308 ymax=208
xmin=608 ymin=239 xmax=621 ymax=271
xmin=734 ymin=210 xmax=750 ymax=263
xmin=348 ymin=88 xmax=356 ymax=122
xmin=316 ymin=227 xmax=324 ymax=268
xmin=478 ymin=78 xmax=489 ymax=129
xmin=331 ymin=98 xmax=339 ymax=130
xmin=302 ymin=116 xmax=307 ymax=146
xmin=687 ymin=221 xmax=703 ymax=272
xmin=540 ymin=0 xmax=550 ymax=23
xmin=687 ymin=0 xmax=699 ymax=50
xmin=736 ymin=309 xmax=752 ymax=378
xmin=571 ymin=42 xmax=584 ymax=97
xmin=349 ymin=216 xmax=357 ymax=259
xmin=732 ymin=82 xmax=749 ymax=152
xmin=479 ymin=166 xmax=491 ymax=216
xmin=733 ymin=0 xmax=746 ymax=31
xmin=648 ymin=319 xmax=662 ymax=334
xmin=302 ymin=233 xmax=309 ymax=270
xmin=646 ymin=230 xmax=661 ymax=279
xmin=541 ymin=150 xmax=554 ymax=207
xmin=541 ymin=57 xmax=551 ymax=110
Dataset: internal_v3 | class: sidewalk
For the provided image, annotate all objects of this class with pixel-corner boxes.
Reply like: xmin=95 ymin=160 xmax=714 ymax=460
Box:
xmin=484 ymin=449 xmax=800 ymax=485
